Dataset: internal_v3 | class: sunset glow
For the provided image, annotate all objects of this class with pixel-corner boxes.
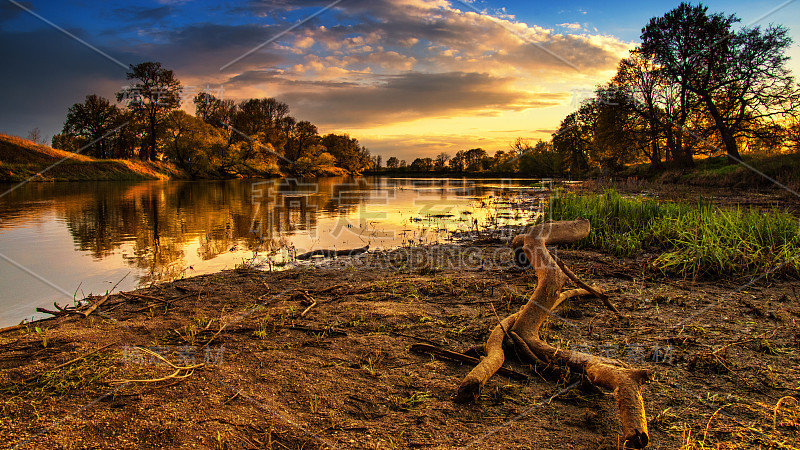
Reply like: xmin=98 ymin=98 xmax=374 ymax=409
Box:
xmin=2 ymin=0 xmax=798 ymax=160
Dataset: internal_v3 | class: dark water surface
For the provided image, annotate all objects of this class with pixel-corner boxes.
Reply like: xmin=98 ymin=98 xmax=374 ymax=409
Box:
xmin=0 ymin=177 xmax=544 ymax=327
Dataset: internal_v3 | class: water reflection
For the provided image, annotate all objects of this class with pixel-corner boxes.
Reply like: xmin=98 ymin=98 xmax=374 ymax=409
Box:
xmin=0 ymin=177 xmax=542 ymax=326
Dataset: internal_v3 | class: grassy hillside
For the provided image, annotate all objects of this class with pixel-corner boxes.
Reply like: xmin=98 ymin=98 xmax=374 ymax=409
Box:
xmin=617 ymin=152 xmax=800 ymax=190
xmin=678 ymin=152 xmax=800 ymax=189
xmin=0 ymin=134 xmax=186 ymax=182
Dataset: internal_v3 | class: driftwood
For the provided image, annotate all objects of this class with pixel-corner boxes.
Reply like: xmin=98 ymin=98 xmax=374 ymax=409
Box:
xmin=36 ymin=301 xmax=85 ymax=317
xmin=459 ymin=219 xmax=651 ymax=448
xmin=0 ymin=321 xmax=28 ymax=334
xmin=82 ymin=294 xmax=111 ymax=317
xmin=296 ymin=245 xmax=369 ymax=260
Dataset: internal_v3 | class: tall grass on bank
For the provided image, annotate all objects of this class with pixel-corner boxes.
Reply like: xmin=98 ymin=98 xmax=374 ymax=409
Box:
xmin=546 ymin=190 xmax=800 ymax=278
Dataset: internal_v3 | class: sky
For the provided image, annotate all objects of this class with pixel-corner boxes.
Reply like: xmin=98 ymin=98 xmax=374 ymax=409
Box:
xmin=1 ymin=0 xmax=799 ymax=161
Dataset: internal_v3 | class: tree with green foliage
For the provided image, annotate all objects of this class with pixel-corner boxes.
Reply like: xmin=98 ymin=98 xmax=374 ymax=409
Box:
xmin=231 ymin=97 xmax=291 ymax=156
xmin=553 ymin=112 xmax=591 ymax=178
xmin=286 ymin=120 xmax=321 ymax=161
xmin=590 ymin=85 xmax=646 ymax=172
xmin=117 ymin=62 xmax=182 ymax=161
xmin=62 ymin=94 xmax=124 ymax=159
xmin=517 ymin=139 xmax=561 ymax=177
xmin=162 ymin=110 xmax=228 ymax=176
xmin=321 ymin=133 xmax=371 ymax=173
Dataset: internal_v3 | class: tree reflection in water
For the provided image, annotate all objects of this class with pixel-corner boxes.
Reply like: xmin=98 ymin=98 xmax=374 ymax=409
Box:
xmin=0 ymin=177 xmax=540 ymax=325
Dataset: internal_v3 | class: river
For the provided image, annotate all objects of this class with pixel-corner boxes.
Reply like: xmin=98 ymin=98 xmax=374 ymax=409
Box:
xmin=0 ymin=177 xmax=547 ymax=327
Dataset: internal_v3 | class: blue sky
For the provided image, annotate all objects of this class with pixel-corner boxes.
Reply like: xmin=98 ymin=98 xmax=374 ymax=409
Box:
xmin=2 ymin=0 xmax=798 ymax=160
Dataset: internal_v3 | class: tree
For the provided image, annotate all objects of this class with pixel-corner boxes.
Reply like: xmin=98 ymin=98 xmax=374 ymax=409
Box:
xmin=434 ymin=152 xmax=450 ymax=171
xmin=286 ymin=120 xmax=320 ymax=161
xmin=321 ymin=133 xmax=371 ymax=173
xmin=62 ymin=95 xmax=123 ymax=159
xmin=591 ymin=85 xmax=646 ymax=172
xmin=26 ymin=127 xmax=43 ymax=145
xmin=464 ymin=148 xmax=488 ymax=172
xmin=613 ymin=53 xmax=666 ymax=168
xmin=162 ymin=110 xmax=227 ymax=176
xmin=641 ymin=3 xmax=800 ymax=163
xmin=292 ymin=151 xmax=347 ymax=176
xmin=410 ymin=157 xmax=434 ymax=172
xmin=52 ymin=133 xmax=83 ymax=153
xmin=789 ymin=118 xmax=800 ymax=152
xmin=386 ymin=156 xmax=400 ymax=169
xmin=517 ymin=139 xmax=561 ymax=176
xmin=194 ymin=92 xmax=236 ymax=128
xmin=117 ymin=62 xmax=182 ymax=161
xmin=552 ymin=112 xmax=591 ymax=178
xmin=449 ymin=151 xmax=466 ymax=172
xmin=231 ymin=98 xmax=291 ymax=156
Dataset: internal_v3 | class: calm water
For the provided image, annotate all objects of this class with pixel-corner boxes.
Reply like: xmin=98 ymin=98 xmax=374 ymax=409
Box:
xmin=0 ymin=177 xmax=545 ymax=327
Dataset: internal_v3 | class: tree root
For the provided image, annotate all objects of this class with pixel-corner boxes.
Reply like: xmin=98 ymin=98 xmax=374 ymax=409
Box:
xmin=458 ymin=219 xmax=651 ymax=448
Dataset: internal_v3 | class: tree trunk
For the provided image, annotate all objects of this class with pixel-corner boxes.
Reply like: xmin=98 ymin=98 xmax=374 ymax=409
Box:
xmin=701 ymin=93 xmax=742 ymax=163
xmin=720 ymin=129 xmax=742 ymax=163
xmin=456 ymin=219 xmax=650 ymax=448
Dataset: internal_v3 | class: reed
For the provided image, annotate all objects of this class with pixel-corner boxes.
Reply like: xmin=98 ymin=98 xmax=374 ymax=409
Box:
xmin=547 ymin=190 xmax=800 ymax=278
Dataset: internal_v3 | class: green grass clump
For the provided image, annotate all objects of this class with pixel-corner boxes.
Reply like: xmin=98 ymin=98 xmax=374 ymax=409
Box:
xmin=547 ymin=190 xmax=800 ymax=278
xmin=1 ymin=351 xmax=119 ymax=402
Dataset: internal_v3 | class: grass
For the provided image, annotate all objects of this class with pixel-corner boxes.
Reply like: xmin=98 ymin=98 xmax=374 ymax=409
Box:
xmin=0 ymin=133 xmax=185 ymax=182
xmin=34 ymin=326 xmax=49 ymax=348
xmin=1 ymin=351 xmax=118 ymax=403
xmin=547 ymin=190 xmax=800 ymax=278
xmin=677 ymin=396 xmax=800 ymax=450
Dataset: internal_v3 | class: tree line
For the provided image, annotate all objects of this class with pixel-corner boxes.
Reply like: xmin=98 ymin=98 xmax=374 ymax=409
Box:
xmin=378 ymin=2 xmax=800 ymax=178
xmin=53 ymin=62 xmax=372 ymax=178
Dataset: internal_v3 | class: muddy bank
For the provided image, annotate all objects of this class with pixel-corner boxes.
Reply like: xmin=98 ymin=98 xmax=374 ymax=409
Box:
xmin=1 ymin=242 xmax=799 ymax=449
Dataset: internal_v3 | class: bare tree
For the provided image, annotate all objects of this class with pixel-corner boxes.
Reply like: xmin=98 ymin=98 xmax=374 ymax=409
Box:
xmin=26 ymin=127 xmax=42 ymax=145
xmin=641 ymin=3 xmax=800 ymax=163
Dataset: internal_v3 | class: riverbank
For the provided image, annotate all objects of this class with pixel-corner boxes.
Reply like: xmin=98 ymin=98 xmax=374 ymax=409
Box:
xmin=1 ymin=237 xmax=798 ymax=449
xmin=0 ymin=134 xmax=186 ymax=182
xmin=368 ymin=153 xmax=800 ymax=192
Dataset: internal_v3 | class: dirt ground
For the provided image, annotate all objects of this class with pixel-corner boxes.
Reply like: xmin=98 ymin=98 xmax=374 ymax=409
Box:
xmin=1 ymin=237 xmax=799 ymax=449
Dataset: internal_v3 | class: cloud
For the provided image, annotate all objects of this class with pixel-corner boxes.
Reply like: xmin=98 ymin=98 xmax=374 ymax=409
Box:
xmin=125 ymin=23 xmax=288 ymax=80
xmin=272 ymin=0 xmax=631 ymax=77
xmin=557 ymin=22 xmax=582 ymax=30
xmin=279 ymin=71 xmax=567 ymax=127
xmin=113 ymin=5 xmax=174 ymax=22
xmin=0 ymin=0 xmax=634 ymax=152
xmin=0 ymin=27 xmax=132 ymax=137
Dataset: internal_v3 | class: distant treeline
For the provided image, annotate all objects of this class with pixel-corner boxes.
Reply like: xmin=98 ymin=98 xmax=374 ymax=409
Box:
xmin=378 ymin=3 xmax=800 ymax=178
xmin=53 ymin=62 xmax=372 ymax=178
